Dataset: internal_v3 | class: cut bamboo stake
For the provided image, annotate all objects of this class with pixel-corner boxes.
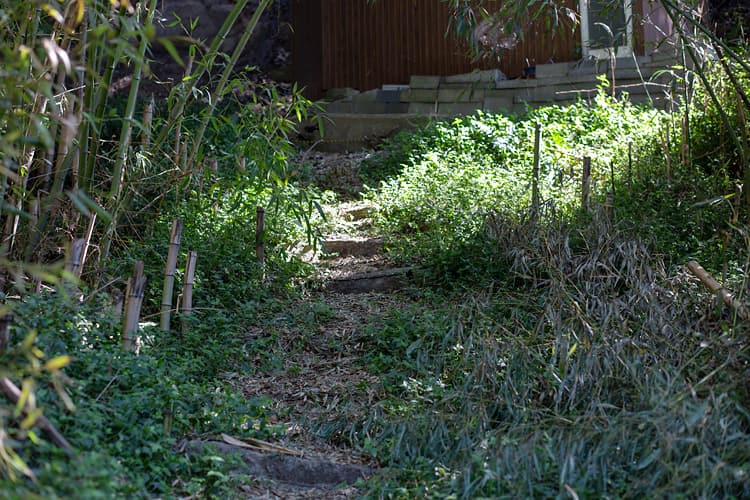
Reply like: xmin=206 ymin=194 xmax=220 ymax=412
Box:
xmin=581 ymin=156 xmax=591 ymax=211
xmin=65 ymin=238 xmax=85 ymax=278
xmin=531 ymin=123 xmax=541 ymax=218
xmin=0 ymin=377 xmax=73 ymax=454
xmin=181 ymin=251 xmax=198 ymax=333
xmin=686 ymin=260 xmax=750 ymax=320
xmin=123 ymin=261 xmax=146 ymax=352
xmin=256 ymin=206 xmax=265 ymax=267
xmin=160 ymin=219 xmax=183 ymax=332
xmin=605 ymin=191 xmax=614 ymax=224
xmin=111 ymin=288 xmax=124 ymax=320
xmin=141 ymin=96 xmax=153 ymax=147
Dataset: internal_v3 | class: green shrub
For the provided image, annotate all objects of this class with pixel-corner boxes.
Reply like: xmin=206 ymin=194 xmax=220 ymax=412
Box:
xmin=0 ymin=292 xmax=280 ymax=497
xmin=367 ymin=94 xmax=666 ymax=277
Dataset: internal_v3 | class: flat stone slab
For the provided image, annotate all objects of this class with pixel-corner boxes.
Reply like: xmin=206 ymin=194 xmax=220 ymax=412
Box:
xmin=322 ymin=237 xmax=383 ymax=258
xmin=187 ymin=440 xmax=372 ymax=487
xmin=326 ymin=267 xmax=413 ymax=294
xmin=339 ymin=203 xmax=376 ymax=221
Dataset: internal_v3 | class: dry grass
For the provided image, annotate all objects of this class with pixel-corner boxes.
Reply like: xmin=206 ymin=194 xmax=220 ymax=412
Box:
xmin=357 ymin=206 xmax=750 ymax=498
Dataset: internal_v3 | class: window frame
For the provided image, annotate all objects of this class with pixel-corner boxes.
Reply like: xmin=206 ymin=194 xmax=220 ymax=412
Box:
xmin=579 ymin=0 xmax=634 ymax=59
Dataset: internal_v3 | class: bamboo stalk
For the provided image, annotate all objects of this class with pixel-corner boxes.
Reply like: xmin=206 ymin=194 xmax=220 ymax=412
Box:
xmin=78 ymin=213 xmax=97 ymax=279
xmin=160 ymin=219 xmax=183 ymax=332
xmin=80 ymin=6 xmax=122 ymax=193
xmin=531 ymin=123 xmax=541 ymax=218
xmin=0 ymin=377 xmax=73 ymax=455
xmin=181 ymin=251 xmax=198 ymax=333
xmin=102 ymin=0 xmax=159 ymax=267
xmin=123 ymin=261 xmax=146 ymax=352
xmin=686 ymin=260 xmax=750 ymax=320
xmin=581 ymin=156 xmax=591 ymax=210
xmin=27 ymin=111 xmax=79 ymax=262
xmin=109 ymin=0 xmax=158 ymax=204
xmin=181 ymin=251 xmax=198 ymax=313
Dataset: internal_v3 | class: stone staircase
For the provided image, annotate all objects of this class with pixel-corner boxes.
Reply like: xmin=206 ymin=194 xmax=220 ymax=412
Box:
xmin=313 ymin=202 xmax=413 ymax=294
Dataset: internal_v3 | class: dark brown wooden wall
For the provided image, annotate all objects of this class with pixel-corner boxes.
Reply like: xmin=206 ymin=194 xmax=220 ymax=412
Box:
xmin=294 ymin=0 xmax=586 ymax=97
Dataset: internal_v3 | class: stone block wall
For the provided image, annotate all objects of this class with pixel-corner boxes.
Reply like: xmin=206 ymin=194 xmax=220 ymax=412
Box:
xmin=401 ymin=55 xmax=678 ymax=116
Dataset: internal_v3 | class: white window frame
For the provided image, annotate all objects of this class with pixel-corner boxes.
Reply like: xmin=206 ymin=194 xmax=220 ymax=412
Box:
xmin=579 ymin=0 xmax=634 ymax=59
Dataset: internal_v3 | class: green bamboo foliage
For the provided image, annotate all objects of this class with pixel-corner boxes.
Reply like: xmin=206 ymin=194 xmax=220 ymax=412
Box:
xmin=186 ymin=0 xmax=274 ymax=170
xmin=152 ymin=0 xmax=253 ymax=150
xmin=109 ymin=0 xmax=159 ymax=204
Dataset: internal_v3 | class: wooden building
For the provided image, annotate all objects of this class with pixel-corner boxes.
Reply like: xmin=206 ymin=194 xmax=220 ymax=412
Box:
xmin=292 ymin=0 xmax=674 ymax=99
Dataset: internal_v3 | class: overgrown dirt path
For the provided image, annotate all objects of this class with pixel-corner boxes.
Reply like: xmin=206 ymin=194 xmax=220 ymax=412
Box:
xmin=225 ymin=152 xmax=410 ymax=498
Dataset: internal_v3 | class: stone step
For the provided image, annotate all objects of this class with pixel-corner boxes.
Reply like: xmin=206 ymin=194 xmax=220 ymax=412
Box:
xmin=187 ymin=440 xmax=371 ymax=487
xmin=325 ymin=266 xmax=414 ymax=294
xmin=339 ymin=203 xmax=377 ymax=221
xmin=322 ymin=237 xmax=383 ymax=258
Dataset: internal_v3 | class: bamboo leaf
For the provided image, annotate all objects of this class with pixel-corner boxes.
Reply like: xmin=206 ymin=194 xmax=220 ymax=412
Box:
xmin=42 ymin=4 xmax=64 ymax=24
xmin=0 ymin=202 xmax=32 ymax=221
xmin=21 ymin=330 xmax=38 ymax=352
xmin=53 ymin=377 xmax=76 ymax=411
xmin=73 ymin=189 xmax=112 ymax=223
xmin=567 ymin=342 xmax=577 ymax=357
xmin=7 ymin=447 xmax=34 ymax=480
xmin=20 ymin=407 xmax=44 ymax=430
xmin=66 ymin=190 xmax=92 ymax=217
xmin=75 ymin=0 xmax=85 ymax=25
xmin=44 ymin=355 xmax=73 ymax=372
xmin=635 ymin=448 xmax=661 ymax=470
xmin=13 ymin=380 xmax=32 ymax=419
xmin=159 ymin=37 xmax=185 ymax=67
